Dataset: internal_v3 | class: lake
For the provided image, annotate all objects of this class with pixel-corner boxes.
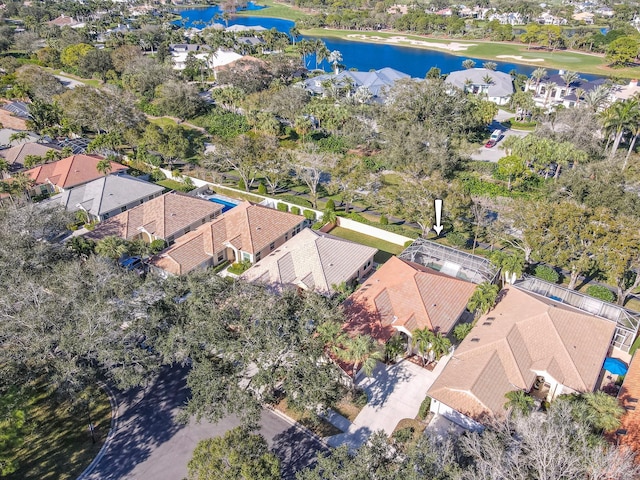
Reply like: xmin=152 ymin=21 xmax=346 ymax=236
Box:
xmin=176 ymin=6 xmax=599 ymax=80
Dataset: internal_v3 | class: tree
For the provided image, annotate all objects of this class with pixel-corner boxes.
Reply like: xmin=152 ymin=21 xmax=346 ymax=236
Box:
xmin=600 ymin=99 xmax=638 ymax=159
xmin=328 ymin=50 xmax=343 ymax=74
xmin=560 ymin=70 xmax=580 ymax=91
xmin=95 ymin=236 xmax=128 ymax=260
xmin=497 ymin=155 xmax=527 ymax=190
xmin=606 ymin=36 xmax=640 ymax=67
xmin=453 ymin=323 xmax=473 ymax=342
xmin=467 ymin=282 xmax=499 ymax=317
xmin=430 ymin=332 xmax=452 ymax=360
xmin=482 ymin=61 xmax=497 ymax=71
xmin=462 ymin=59 xmax=476 ymax=69
xmin=576 ymin=391 xmax=625 ymax=432
xmin=8 ymin=132 xmax=30 ymax=144
xmin=25 ymin=99 xmax=62 ymax=134
xmin=60 ymin=43 xmax=94 ymax=69
xmin=314 ymin=39 xmax=330 ymax=70
xmin=503 ymin=390 xmax=534 ymax=416
xmin=96 ymin=159 xmax=113 ymax=176
xmin=23 ymin=154 xmax=44 ymax=169
xmin=187 ymin=428 xmax=280 ymax=480
xmin=491 ymin=251 xmax=525 ymax=284
xmin=413 ymin=328 xmax=435 ymax=366
xmin=339 ymin=335 xmax=383 ymax=381
xmin=78 ymin=49 xmax=113 ymax=80
xmin=154 ymin=81 xmax=206 ymax=120
xmin=520 ymin=24 xmax=542 ymax=49
xmin=530 ymin=67 xmax=548 ymax=89
xmin=599 ymin=216 xmax=640 ymax=305
xmin=293 ymin=146 xmax=336 ymax=209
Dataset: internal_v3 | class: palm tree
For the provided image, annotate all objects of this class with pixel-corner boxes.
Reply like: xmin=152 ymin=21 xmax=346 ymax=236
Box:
xmin=44 ymin=149 xmax=62 ymax=163
xmin=467 ymin=282 xmax=500 ymax=317
xmin=482 ymin=61 xmax=497 ymax=71
xmin=314 ymin=39 xmax=330 ymax=71
xmin=328 ymin=50 xmax=343 ymax=74
xmin=504 ymin=390 xmax=534 ymax=416
xmin=0 ymin=158 xmax=8 ymax=178
xmin=560 ymin=70 xmax=580 ymax=92
xmin=544 ymin=81 xmax=558 ymax=108
xmin=623 ymin=120 xmax=640 ymax=170
xmin=8 ymin=132 xmax=30 ymax=144
xmin=316 ymin=320 xmax=346 ymax=354
xmin=584 ymin=84 xmax=611 ymax=112
xmin=95 ymin=236 xmax=128 ymax=261
xmin=462 ymin=59 xmax=476 ymax=69
xmin=482 ymin=74 xmax=494 ymax=85
xmin=430 ymin=332 xmax=452 ymax=360
xmin=580 ymin=391 xmax=625 ymax=432
xmin=96 ymin=159 xmax=113 ymax=176
xmin=339 ymin=334 xmax=384 ymax=382
xmin=9 ymin=172 xmax=35 ymax=199
xmin=600 ymin=99 xmax=638 ymax=159
xmin=413 ymin=328 xmax=435 ymax=366
xmin=296 ymin=39 xmax=315 ymax=68
xmin=530 ymin=67 xmax=547 ymax=94
xmin=289 ymin=26 xmax=300 ymax=45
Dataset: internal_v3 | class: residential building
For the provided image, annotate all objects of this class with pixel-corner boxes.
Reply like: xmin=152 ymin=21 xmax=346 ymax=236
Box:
xmin=47 ymin=14 xmax=85 ymax=28
xmin=572 ymin=12 xmax=595 ymax=24
xmin=525 ymin=71 xmax=608 ymax=109
xmin=342 ymin=256 xmax=476 ymax=349
xmin=300 ymin=67 xmax=413 ymax=103
xmin=0 ymin=142 xmax=60 ymax=173
xmin=617 ymin=354 xmax=640 ymax=455
xmin=536 ymin=11 xmax=568 ymax=25
xmin=149 ymin=201 xmax=306 ymax=277
xmin=1 ymin=101 xmax=30 ymax=119
xmin=60 ymin=174 xmax=165 ymax=222
xmin=445 ymin=68 xmax=514 ymax=105
xmin=0 ymin=129 xmax=39 ymax=147
xmin=427 ymin=286 xmax=617 ymax=430
xmin=86 ymin=191 xmax=223 ymax=244
xmin=487 ymin=12 xmax=524 ymax=25
xmin=611 ymin=79 xmax=640 ymax=102
xmin=23 ymin=154 xmax=128 ymax=194
xmin=241 ymin=228 xmax=377 ymax=297
xmin=169 ymin=44 xmax=242 ymax=72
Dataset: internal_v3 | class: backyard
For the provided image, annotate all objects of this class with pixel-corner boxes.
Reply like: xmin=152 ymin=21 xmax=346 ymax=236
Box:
xmin=327 ymin=226 xmax=404 ymax=264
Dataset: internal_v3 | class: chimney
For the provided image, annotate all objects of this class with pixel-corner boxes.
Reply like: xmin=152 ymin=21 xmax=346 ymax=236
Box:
xmin=630 ymin=79 xmax=638 ymax=88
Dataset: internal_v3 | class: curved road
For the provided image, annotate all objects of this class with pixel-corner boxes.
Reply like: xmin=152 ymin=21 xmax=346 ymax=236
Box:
xmin=86 ymin=366 xmax=327 ymax=480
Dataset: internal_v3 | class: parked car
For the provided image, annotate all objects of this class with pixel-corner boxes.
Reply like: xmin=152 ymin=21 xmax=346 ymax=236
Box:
xmin=485 ymin=129 xmax=502 ymax=148
xmin=119 ymin=256 xmax=145 ymax=275
xmin=485 ymin=139 xmax=497 ymax=148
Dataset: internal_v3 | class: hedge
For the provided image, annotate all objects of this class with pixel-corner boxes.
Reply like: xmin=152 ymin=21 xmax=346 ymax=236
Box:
xmin=290 ymin=206 xmax=300 ymax=215
xmin=277 ymin=203 xmax=288 ymax=212
xmin=418 ymin=396 xmax=431 ymax=420
xmin=586 ymin=285 xmax=616 ymax=303
xmin=534 ymin=265 xmax=560 ymax=283
xmin=277 ymin=194 xmax=312 ymax=208
xmin=303 ymin=210 xmax=316 ymax=221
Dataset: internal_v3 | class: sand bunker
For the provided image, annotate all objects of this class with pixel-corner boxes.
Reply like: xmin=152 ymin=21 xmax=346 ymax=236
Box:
xmin=346 ymin=34 xmax=475 ymax=52
xmin=496 ymin=55 xmax=544 ymax=62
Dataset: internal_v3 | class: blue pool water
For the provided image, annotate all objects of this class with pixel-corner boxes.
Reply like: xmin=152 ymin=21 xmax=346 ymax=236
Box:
xmin=176 ymin=6 xmax=601 ymax=80
xmin=208 ymin=195 xmax=240 ymax=213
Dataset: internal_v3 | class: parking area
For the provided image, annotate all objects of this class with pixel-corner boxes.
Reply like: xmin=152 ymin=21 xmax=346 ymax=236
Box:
xmin=470 ymin=110 xmax=530 ymax=163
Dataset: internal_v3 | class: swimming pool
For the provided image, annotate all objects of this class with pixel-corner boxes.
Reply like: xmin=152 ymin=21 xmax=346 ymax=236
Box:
xmin=207 ymin=194 xmax=240 ymax=213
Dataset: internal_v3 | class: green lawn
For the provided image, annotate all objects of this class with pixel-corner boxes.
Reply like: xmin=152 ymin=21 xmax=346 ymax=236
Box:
xmin=148 ymin=116 xmax=179 ymax=128
xmin=300 ymin=28 xmax=640 ymax=78
xmin=238 ymin=0 xmax=312 ymax=21
xmin=6 ymin=384 xmax=111 ymax=480
xmin=156 ymin=179 xmax=192 ymax=192
xmin=328 ymin=226 xmax=404 ymax=263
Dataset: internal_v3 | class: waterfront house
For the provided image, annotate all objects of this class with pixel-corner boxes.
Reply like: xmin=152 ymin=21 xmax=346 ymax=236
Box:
xmin=241 ymin=228 xmax=377 ymax=297
xmin=445 ymin=68 xmax=514 ymax=105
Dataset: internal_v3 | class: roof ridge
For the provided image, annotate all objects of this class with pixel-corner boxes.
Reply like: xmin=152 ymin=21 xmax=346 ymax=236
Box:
xmin=244 ymin=204 xmax=255 ymax=252
xmin=543 ymin=311 xmax=588 ymax=390
xmin=312 ymin=235 xmax=329 ymax=292
xmin=411 ymin=269 xmax=434 ymax=331
xmin=58 ymin=155 xmax=74 ymax=188
xmin=94 ymin=176 xmax=108 ymax=217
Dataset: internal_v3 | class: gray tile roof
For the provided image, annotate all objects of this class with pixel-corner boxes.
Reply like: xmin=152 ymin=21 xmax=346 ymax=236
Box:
xmin=301 ymin=67 xmax=412 ymax=99
xmin=2 ymin=101 xmax=30 ymax=118
xmin=445 ymin=68 xmax=514 ymax=98
xmin=60 ymin=174 xmax=164 ymax=218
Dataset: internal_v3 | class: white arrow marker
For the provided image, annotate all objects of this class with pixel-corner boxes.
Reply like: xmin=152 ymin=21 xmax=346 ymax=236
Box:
xmin=433 ymin=199 xmax=443 ymax=236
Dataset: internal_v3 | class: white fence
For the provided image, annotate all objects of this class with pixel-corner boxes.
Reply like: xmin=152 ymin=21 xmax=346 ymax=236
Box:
xmin=336 ymin=217 xmax=414 ymax=247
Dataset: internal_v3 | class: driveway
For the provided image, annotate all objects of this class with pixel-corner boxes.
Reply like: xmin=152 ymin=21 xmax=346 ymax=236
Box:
xmin=326 ymin=354 xmax=452 ymax=449
xmin=85 ymin=366 xmax=327 ymax=480
xmin=470 ymin=109 xmax=529 ymax=163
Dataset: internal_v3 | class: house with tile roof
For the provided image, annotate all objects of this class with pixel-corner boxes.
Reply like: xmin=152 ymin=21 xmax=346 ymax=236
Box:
xmin=0 ymin=142 xmax=60 ymax=173
xmin=525 ymin=70 xmax=609 ymax=109
xmin=149 ymin=201 xmax=306 ymax=277
xmin=240 ymin=228 xmax=377 ymax=297
xmin=60 ymin=174 xmax=165 ymax=222
xmin=427 ymin=286 xmax=617 ymax=431
xmin=445 ymin=68 xmax=514 ymax=106
xmin=617 ymin=354 xmax=640 ymax=456
xmin=86 ymin=191 xmax=223 ymax=244
xmin=23 ymin=154 xmax=128 ymax=194
xmin=47 ymin=14 xmax=85 ymax=28
xmin=342 ymin=256 xmax=477 ymax=347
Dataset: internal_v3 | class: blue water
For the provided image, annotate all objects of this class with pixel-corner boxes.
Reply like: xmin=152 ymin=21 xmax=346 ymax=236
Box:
xmin=208 ymin=195 xmax=240 ymax=213
xmin=176 ymin=6 xmax=600 ymax=79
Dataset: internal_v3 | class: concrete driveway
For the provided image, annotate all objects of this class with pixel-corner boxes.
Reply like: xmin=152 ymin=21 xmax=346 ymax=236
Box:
xmin=326 ymin=353 xmax=452 ymax=449
xmin=85 ymin=366 xmax=327 ymax=480
xmin=470 ymin=109 xmax=530 ymax=163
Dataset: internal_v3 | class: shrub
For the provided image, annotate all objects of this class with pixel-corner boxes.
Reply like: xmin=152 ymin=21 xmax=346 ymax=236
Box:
xmin=277 ymin=203 xmax=288 ymax=212
xmin=290 ymin=206 xmax=300 ymax=215
xmin=325 ymin=199 xmax=335 ymax=211
xmin=393 ymin=427 xmax=414 ymax=444
xmin=379 ymin=215 xmax=389 ymax=225
xmin=238 ymin=178 xmax=246 ymax=190
xmin=257 ymin=183 xmax=267 ymax=195
xmin=418 ymin=396 xmax=431 ymax=420
xmin=534 ymin=265 xmax=560 ymax=283
xmin=586 ymin=285 xmax=616 ymax=303
xmin=454 ymin=323 xmax=473 ymax=342
xmin=277 ymin=195 xmax=312 ymax=208
xmin=447 ymin=231 xmax=469 ymax=248
xmin=404 ymin=240 xmax=414 ymax=248
xmin=172 ymin=168 xmax=182 ymax=179
xmin=311 ymin=221 xmax=324 ymax=230
xmin=191 ymin=110 xmax=250 ymax=139
xmin=304 ymin=210 xmax=316 ymax=221
xmin=149 ymin=239 xmax=166 ymax=254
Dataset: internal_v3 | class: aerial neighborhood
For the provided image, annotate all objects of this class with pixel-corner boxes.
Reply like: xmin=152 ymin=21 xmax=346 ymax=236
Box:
xmin=2 ymin=0 xmax=640 ymax=478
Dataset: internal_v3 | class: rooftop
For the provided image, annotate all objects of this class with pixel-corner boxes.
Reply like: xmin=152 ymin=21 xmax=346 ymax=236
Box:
xmin=24 ymin=154 xmax=128 ymax=189
xmin=445 ymin=68 xmax=514 ymax=98
xmin=618 ymin=354 xmax=640 ymax=456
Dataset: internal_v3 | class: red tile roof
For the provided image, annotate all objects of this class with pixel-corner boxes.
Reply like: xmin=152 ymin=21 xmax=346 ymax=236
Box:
xmin=24 ymin=154 xmax=127 ymax=189
xmin=342 ymin=256 xmax=476 ymax=343
xmin=619 ymin=354 xmax=640 ymax=456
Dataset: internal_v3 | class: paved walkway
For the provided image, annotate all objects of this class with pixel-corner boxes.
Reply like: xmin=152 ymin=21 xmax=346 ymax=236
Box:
xmin=326 ymin=354 xmax=452 ymax=449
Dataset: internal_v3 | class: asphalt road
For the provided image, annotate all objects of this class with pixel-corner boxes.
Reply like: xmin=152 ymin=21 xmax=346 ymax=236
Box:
xmin=85 ymin=366 xmax=328 ymax=480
